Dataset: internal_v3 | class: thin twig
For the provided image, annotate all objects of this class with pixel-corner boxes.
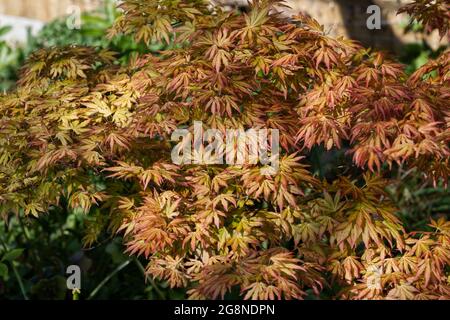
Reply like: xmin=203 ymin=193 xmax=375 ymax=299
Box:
xmin=133 ymin=257 xmax=165 ymax=300
xmin=87 ymin=259 xmax=131 ymax=300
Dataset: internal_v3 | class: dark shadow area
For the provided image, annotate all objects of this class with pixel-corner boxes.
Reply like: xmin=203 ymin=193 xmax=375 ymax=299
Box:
xmin=331 ymin=0 xmax=403 ymax=52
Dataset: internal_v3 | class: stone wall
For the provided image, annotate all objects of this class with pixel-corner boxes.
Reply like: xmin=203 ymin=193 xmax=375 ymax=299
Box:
xmin=0 ymin=0 xmax=102 ymax=22
xmin=216 ymin=0 xmax=447 ymax=52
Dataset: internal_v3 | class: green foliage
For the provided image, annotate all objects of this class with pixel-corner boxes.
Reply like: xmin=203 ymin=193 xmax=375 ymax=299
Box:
xmin=398 ymin=0 xmax=449 ymax=38
xmin=399 ymin=43 xmax=446 ymax=74
xmin=0 ymin=0 xmax=449 ymax=300
xmin=398 ymin=16 xmax=448 ymax=75
xmin=0 ymin=26 xmax=27 ymax=92
xmin=34 ymin=0 xmax=158 ymax=64
xmin=0 ymin=0 xmax=161 ymax=92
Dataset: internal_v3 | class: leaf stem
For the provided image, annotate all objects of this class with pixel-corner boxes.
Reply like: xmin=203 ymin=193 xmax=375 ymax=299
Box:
xmin=133 ymin=257 xmax=165 ymax=300
xmin=0 ymin=232 xmax=29 ymax=300
xmin=87 ymin=259 xmax=131 ymax=300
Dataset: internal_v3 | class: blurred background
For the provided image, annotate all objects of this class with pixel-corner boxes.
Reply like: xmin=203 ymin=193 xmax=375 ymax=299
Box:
xmin=0 ymin=0 xmax=446 ymax=48
xmin=1 ymin=0 xmax=448 ymax=91
xmin=0 ymin=0 xmax=448 ymax=300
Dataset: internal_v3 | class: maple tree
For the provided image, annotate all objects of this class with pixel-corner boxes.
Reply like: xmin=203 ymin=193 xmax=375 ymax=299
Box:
xmin=0 ymin=0 xmax=449 ymax=299
xmin=398 ymin=0 xmax=450 ymax=38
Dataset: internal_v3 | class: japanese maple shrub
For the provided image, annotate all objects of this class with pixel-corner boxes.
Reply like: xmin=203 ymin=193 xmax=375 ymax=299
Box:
xmin=0 ymin=0 xmax=449 ymax=299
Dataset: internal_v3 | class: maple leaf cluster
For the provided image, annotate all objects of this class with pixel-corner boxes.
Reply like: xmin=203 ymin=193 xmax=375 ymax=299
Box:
xmin=398 ymin=0 xmax=450 ymax=38
xmin=0 ymin=0 xmax=449 ymax=299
